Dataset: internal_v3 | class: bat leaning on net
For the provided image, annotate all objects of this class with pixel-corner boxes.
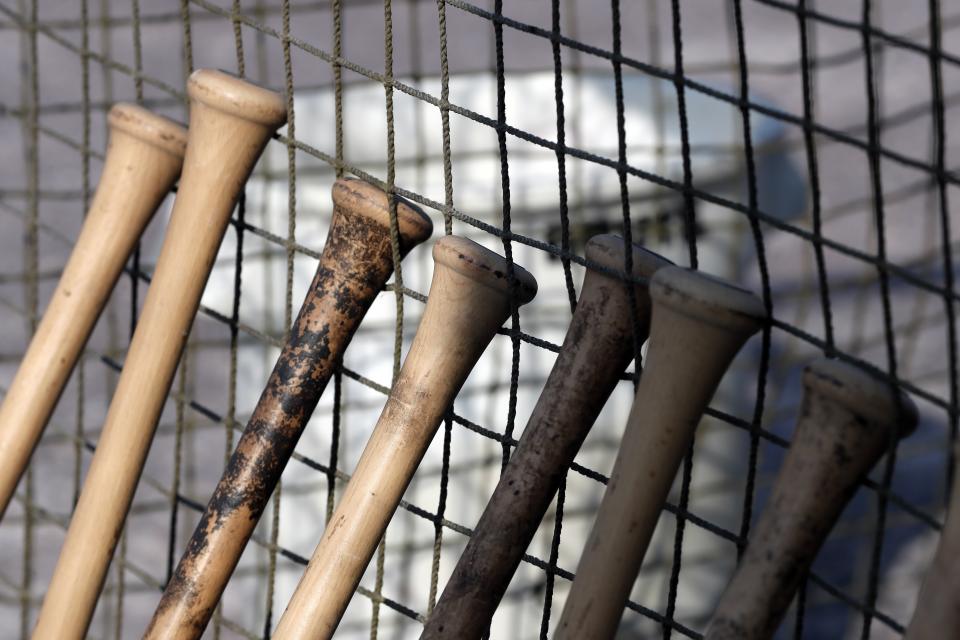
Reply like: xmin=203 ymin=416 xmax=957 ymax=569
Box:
xmin=0 ymin=104 xmax=186 ymax=520
xmin=270 ymin=235 xmax=538 ymax=640
xmin=703 ymin=358 xmax=917 ymax=640
xmin=31 ymin=69 xmax=286 ymax=640
xmin=419 ymin=235 xmax=672 ymax=640
xmin=552 ymin=266 xmax=765 ymax=640
xmin=904 ymin=445 xmax=960 ymax=639
xmin=143 ymin=177 xmax=432 ymax=640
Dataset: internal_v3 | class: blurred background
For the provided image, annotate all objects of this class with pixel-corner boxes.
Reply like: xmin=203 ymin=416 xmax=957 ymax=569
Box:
xmin=0 ymin=1 xmax=957 ymax=638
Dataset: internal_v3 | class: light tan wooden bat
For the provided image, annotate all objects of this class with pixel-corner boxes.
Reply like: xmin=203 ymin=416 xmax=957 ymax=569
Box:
xmin=899 ymin=456 xmax=955 ymax=637
xmin=0 ymin=104 xmax=186 ymax=520
xmin=420 ymin=234 xmax=671 ymax=640
xmin=553 ymin=266 xmax=765 ymax=640
xmin=271 ymin=235 xmax=537 ymax=640
xmin=704 ymin=358 xmax=918 ymax=640
xmin=31 ymin=69 xmax=286 ymax=640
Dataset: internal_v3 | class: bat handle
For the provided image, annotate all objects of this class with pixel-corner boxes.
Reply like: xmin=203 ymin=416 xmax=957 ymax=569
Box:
xmin=554 ymin=266 xmax=765 ymax=640
xmin=0 ymin=104 xmax=186 ymax=520
xmin=706 ymin=358 xmax=917 ymax=640
xmin=272 ymin=235 xmax=537 ymax=640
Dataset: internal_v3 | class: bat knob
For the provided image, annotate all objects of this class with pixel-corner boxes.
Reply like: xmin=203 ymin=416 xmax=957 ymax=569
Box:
xmin=650 ymin=266 xmax=766 ymax=334
xmin=332 ymin=178 xmax=433 ymax=253
xmin=432 ymin=235 xmax=538 ymax=305
xmin=584 ymin=233 xmax=673 ymax=279
xmin=186 ymin=68 xmax=287 ymax=127
xmin=107 ymin=103 xmax=188 ymax=159
xmin=803 ymin=358 xmax=919 ymax=438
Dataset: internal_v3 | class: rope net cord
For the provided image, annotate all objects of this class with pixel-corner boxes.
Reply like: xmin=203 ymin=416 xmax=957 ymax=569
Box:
xmin=0 ymin=1 xmax=956 ymax=638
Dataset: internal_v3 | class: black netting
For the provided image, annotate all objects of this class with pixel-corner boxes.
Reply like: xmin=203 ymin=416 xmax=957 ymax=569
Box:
xmin=0 ymin=1 xmax=955 ymax=638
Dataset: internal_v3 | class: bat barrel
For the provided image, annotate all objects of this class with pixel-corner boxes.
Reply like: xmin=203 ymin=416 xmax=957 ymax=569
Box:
xmin=420 ymin=235 xmax=671 ymax=640
xmin=32 ymin=70 xmax=285 ymax=640
xmin=143 ymin=177 xmax=432 ymax=640
xmin=271 ymin=235 xmax=536 ymax=640
xmin=705 ymin=358 xmax=917 ymax=640
xmin=0 ymin=103 xmax=186 ymax=520
xmin=554 ymin=265 xmax=765 ymax=640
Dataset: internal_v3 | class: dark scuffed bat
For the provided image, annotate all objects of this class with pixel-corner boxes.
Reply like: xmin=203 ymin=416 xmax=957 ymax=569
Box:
xmin=705 ymin=358 xmax=918 ymax=640
xmin=420 ymin=235 xmax=672 ymax=640
xmin=145 ymin=177 xmax=432 ymax=639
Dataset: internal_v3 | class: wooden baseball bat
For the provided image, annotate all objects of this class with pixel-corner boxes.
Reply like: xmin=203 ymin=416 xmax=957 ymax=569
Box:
xmin=271 ymin=235 xmax=538 ymax=640
xmin=420 ymin=235 xmax=672 ymax=640
xmin=31 ymin=69 xmax=286 ymax=640
xmin=143 ymin=177 xmax=432 ymax=639
xmin=0 ymin=103 xmax=186 ymax=520
xmin=904 ymin=446 xmax=960 ymax=640
xmin=552 ymin=266 xmax=765 ymax=640
xmin=705 ymin=358 xmax=918 ymax=640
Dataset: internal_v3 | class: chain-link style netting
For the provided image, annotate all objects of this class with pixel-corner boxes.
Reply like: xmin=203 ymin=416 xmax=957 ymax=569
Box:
xmin=0 ymin=1 xmax=956 ymax=638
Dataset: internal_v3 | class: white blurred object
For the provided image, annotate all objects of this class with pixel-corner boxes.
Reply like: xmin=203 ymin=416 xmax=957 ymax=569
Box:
xmin=287 ymin=70 xmax=800 ymax=216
